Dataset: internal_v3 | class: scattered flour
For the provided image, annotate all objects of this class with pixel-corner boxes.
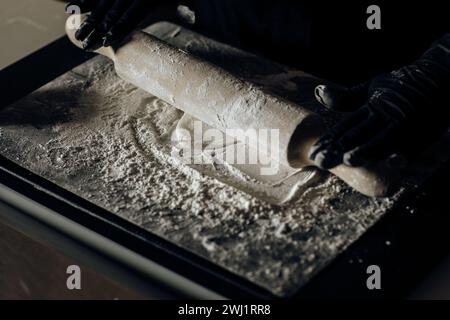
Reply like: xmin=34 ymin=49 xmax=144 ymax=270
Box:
xmin=0 ymin=55 xmax=398 ymax=296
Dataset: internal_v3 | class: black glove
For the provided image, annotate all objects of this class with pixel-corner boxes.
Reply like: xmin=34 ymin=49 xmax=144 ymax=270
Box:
xmin=309 ymin=34 xmax=450 ymax=170
xmin=67 ymin=0 xmax=166 ymax=51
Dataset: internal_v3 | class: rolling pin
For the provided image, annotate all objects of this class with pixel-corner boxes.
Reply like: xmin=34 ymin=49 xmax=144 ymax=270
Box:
xmin=66 ymin=16 xmax=393 ymax=197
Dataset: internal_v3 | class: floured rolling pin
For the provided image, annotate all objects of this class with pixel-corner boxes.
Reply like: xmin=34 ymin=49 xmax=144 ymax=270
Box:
xmin=66 ymin=16 xmax=394 ymax=197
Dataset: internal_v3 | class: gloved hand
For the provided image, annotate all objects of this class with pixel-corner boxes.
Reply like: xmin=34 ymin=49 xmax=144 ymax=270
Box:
xmin=66 ymin=0 xmax=166 ymax=51
xmin=309 ymin=34 xmax=450 ymax=170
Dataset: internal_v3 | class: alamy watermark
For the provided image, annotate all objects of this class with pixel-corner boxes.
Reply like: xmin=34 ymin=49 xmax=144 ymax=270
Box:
xmin=366 ymin=265 xmax=381 ymax=290
xmin=66 ymin=265 xmax=81 ymax=290
xmin=65 ymin=5 xmax=82 ymax=30
xmin=367 ymin=5 xmax=382 ymax=30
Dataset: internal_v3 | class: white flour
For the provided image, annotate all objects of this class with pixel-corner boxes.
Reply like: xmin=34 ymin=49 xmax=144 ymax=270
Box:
xmin=0 ymin=55 xmax=398 ymax=296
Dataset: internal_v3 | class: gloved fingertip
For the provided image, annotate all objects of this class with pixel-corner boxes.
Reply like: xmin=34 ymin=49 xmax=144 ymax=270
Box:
xmin=313 ymin=149 xmax=342 ymax=170
xmin=103 ymin=24 xmax=129 ymax=47
xmin=102 ymin=37 xmax=111 ymax=48
xmin=82 ymin=36 xmax=102 ymax=52
xmin=82 ymin=41 xmax=100 ymax=52
xmin=308 ymin=143 xmax=323 ymax=161
xmin=75 ymin=21 xmax=93 ymax=41
xmin=81 ymin=40 xmax=90 ymax=50
xmin=74 ymin=29 xmax=84 ymax=41
xmin=315 ymin=84 xmax=349 ymax=110
xmin=309 ymin=138 xmax=334 ymax=162
xmin=314 ymin=85 xmax=332 ymax=108
xmin=103 ymin=31 xmax=118 ymax=47
xmin=343 ymin=151 xmax=367 ymax=167
xmin=314 ymin=85 xmax=325 ymax=98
